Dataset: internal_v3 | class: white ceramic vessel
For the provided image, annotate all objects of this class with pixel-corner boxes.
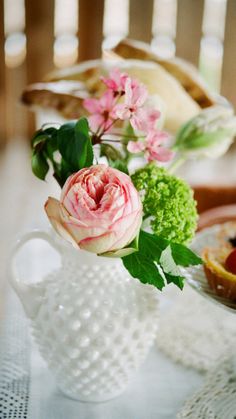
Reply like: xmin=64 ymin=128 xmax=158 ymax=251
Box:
xmin=10 ymin=230 xmax=159 ymax=402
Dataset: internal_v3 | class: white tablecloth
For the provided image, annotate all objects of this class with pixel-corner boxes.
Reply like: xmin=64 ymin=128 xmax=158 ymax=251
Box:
xmin=29 ymin=342 xmax=203 ymax=419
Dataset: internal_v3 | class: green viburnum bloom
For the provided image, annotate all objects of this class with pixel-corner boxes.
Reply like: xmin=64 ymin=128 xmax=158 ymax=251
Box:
xmin=173 ymin=105 xmax=236 ymax=159
xmin=132 ymin=164 xmax=198 ymax=244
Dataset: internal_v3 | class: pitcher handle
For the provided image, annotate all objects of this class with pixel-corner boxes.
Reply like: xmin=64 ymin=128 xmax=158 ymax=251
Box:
xmin=9 ymin=230 xmax=62 ymax=318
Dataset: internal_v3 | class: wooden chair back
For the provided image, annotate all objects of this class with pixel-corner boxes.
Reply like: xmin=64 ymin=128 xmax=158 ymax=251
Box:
xmin=0 ymin=0 xmax=235 ymax=145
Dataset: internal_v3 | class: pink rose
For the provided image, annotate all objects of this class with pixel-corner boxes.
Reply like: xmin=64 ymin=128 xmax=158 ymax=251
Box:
xmin=45 ymin=165 xmax=142 ymax=254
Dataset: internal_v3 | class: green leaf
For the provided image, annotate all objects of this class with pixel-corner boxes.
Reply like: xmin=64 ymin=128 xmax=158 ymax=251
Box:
xmin=32 ymin=134 xmax=48 ymax=148
xmin=31 ymin=127 xmax=59 ymax=183
xmin=31 ymin=152 xmax=49 ymax=180
xmin=75 ymin=118 xmax=93 ymax=167
xmin=122 ymin=253 xmax=165 ymax=290
xmin=110 ymin=159 xmax=129 ymax=174
xmin=170 ymin=243 xmax=202 ymax=267
xmin=30 ymin=121 xmax=94 ymax=187
xmin=100 ymin=143 xmax=123 ymax=161
xmin=138 ymin=230 xmax=168 ymax=261
xmin=59 ymin=158 xmax=72 ymax=186
xmin=159 ymin=245 xmax=186 ymax=290
xmin=46 ymin=128 xmax=58 ymax=152
xmin=31 ymin=127 xmax=57 ymax=148
xmin=57 ymin=118 xmax=93 ymax=171
xmin=164 ymin=272 xmax=185 ymax=290
xmin=100 ymin=144 xmax=129 ymax=174
xmin=160 ymin=245 xmax=182 ymax=276
xmin=45 ymin=141 xmax=56 ymax=160
xmin=120 ymin=230 xmax=201 ymax=291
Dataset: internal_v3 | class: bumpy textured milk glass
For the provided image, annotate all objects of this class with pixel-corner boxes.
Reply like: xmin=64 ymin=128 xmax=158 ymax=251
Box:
xmin=10 ymin=230 xmax=159 ymax=402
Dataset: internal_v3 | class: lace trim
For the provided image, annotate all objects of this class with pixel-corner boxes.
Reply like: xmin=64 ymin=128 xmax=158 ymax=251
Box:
xmin=0 ymin=291 xmax=30 ymax=419
xmin=157 ymin=285 xmax=236 ymax=372
xmin=177 ymin=351 xmax=236 ymax=419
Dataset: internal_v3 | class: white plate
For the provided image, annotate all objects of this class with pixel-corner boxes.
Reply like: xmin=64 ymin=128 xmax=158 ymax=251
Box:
xmin=185 ymin=223 xmax=236 ymax=314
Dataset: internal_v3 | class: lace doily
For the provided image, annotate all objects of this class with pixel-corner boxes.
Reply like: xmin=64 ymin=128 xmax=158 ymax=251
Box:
xmin=0 ymin=290 xmax=30 ymax=419
xmin=156 ymin=285 xmax=236 ymax=372
xmin=177 ymin=351 xmax=236 ymax=419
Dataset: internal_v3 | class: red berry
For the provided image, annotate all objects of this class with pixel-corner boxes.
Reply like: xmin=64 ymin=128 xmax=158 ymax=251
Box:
xmin=225 ymin=249 xmax=236 ymax=274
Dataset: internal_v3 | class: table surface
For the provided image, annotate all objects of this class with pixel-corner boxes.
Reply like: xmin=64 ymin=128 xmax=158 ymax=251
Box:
xmin=29 ymin=342 xmax=203 ymax=419
xmin=1 ymin=139 xmax=236 ymax=418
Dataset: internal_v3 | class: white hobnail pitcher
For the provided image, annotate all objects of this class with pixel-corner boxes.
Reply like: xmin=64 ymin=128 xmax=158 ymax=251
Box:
xmin=10 ymin=229 xmax=159 ymax=402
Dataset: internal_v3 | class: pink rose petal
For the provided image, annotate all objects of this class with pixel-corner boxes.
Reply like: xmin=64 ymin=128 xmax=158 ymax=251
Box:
xmin=45 ymin=165 xmax=142 ymax=254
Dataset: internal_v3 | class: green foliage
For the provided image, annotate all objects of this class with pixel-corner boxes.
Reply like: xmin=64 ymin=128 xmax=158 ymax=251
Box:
xmin=172 ymin=106 xmax=236 ymax=156
xmin=175 ymin=125 xmax=232 ymax=151
xmin=100 ymin=143 xmax=122 ymax=161
xmin=173 ymin=105 xmax=236 ymax=154
xmin=57 ymin=119 xmax=93 ymax=171
xmin=170 ymin=242 xmax=202 ymax=266
xmin=31 ymin=151 xmax=49 ymax=180
xmin=122 ymin=230 xmax=202 ymax=291
xmin=31 ymin=118 xmax=94 ymax=187
xmin=100 ymin=144 xmax=129 ymax=174
xmin=31 ymin=127 xmax=57 ymax=181
xmin=109 ymin=159 xmax=129 ymax=174
xmin=123 ymin=252 xmax=165 ymax=289
xmin=132 ymin=164 xmax=198 ymax=244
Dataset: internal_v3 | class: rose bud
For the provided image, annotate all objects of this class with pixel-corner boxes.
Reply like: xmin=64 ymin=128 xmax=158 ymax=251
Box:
xmin=173 ymin=105 xmax=236 ymax=159
xmin=45 ymin=164 xmax=142 ymax=254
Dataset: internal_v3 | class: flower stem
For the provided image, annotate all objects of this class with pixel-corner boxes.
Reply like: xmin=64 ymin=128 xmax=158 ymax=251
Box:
xmin=101 ymin=139 xmax=122 ymax=143
xmin=103 ymin=118 xmax=119 ymax=134
xmin=168 ymin=155 xmax=186 ymax=174
xmin=110 ymin=132 xmax=145 ymax=139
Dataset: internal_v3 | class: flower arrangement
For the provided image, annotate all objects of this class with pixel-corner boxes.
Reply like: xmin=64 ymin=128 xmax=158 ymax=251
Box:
xmin=31 ymin=68 xmax=236 ymax=291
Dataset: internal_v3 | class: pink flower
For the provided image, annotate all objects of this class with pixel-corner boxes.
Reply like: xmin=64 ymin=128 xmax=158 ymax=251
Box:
xmin=134 ymin=107 xmax=161 ymax=133
xmin=83 ymin=90 xmax=116 ymax=133
xmin=101 ymin=68 xmax=128 ymax=94
xmin=45 ymin=165 xmax=142 ymax=254
xmin=146 ymin=131 xmax=174 ymax=162
xmin=115 ymin=78 xmax=148 ymax=130
xmin=127 ymin=130 xmax=174 ymax=163
xmin=127 ymin=141 xmax=145 ymax=153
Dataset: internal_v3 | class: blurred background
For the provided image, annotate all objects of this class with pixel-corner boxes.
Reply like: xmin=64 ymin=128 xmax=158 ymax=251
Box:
xmin=0 ymin=0 xmax=236 ymax=145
